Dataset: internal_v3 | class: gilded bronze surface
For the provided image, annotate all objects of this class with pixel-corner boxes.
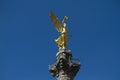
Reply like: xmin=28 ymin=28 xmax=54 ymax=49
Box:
xmin=50 ymin=12 xmax=69 ymax=50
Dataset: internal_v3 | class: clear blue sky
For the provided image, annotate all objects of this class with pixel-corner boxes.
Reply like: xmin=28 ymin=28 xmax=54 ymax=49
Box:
xmin=0 ymin=0 xmax=120 ymax=80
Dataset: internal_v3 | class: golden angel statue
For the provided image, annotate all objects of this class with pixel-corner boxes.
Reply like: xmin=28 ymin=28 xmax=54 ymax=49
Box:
xmin=50 ymin=12 xmax=69 ymax=50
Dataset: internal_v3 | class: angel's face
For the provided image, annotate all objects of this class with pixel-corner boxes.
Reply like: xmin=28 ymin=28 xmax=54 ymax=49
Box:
xmin=63 ymin=23 xmax=66 ymax=28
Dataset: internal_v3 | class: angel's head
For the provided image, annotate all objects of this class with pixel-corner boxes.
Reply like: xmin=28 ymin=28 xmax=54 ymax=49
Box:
xmin=63 ymin=23 xmax=66 ymax=28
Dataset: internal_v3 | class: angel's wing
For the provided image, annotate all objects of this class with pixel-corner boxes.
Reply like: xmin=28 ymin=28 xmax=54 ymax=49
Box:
xmin=50 ymin=11 xmax=61 ymax=32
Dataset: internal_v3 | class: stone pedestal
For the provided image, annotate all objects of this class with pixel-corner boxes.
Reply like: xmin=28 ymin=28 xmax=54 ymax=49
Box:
xmin=49 ymin=49 xmax=80 ymax=80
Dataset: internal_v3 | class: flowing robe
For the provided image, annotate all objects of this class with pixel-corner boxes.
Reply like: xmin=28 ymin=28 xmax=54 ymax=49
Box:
xmin=55 ymin=25 xmax=68 ymax=50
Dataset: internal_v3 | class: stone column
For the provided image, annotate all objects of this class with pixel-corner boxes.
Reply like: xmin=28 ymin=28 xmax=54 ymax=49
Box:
xmin=49 ymin=49 xmax=80 ymax=80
